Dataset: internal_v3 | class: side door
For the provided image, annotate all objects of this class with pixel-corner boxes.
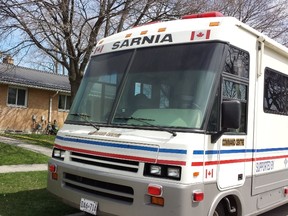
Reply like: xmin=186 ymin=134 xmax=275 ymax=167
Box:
xmin=216 ymin=46 xmax=250 ymax=190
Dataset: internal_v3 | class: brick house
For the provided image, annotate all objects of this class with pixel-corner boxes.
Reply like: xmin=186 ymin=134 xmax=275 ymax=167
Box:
xmin=0 ymin=59 xmax=71 ymax=133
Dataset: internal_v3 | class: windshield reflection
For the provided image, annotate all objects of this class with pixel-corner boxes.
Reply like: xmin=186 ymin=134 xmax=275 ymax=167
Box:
xmin=67 ymin=42 xmax=227 ymax=130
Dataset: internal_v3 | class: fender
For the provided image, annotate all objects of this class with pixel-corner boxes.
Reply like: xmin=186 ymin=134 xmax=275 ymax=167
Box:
xmin=208 ymin=189 xmax=244 ymax=216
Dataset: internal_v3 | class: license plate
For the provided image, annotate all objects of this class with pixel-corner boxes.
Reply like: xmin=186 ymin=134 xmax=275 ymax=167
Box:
xmin=80 ymin=198 xmax=98 ymax=215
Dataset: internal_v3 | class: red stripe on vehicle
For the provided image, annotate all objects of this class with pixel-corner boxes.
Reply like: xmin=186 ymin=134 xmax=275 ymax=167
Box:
xmin=192 ymin=155 xmax=288 ymax=166
xmin=55 ymin=144 xmax=186 ymax=166
xmin=157 ymin=159 xmax=186 ymax=166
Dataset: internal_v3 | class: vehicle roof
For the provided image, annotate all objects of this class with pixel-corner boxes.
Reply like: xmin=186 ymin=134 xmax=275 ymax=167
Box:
xmin=92 ymin=15 xmax=288 ymax=58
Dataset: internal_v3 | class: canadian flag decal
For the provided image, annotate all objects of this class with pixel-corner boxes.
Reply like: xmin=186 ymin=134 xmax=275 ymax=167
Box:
xmin=205 ymin=168 xmax=214 ymax=179
xmin=95 ymin=45 xmax=104 ymax=53
xmin=190 ymin=30 xmax=211 ymax=41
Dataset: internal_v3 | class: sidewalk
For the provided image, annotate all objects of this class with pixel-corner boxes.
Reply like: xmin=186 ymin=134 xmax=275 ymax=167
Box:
xmin=0 ymin=164 xmax=48 ymax=173
xmin=0 ymin=135 xmax=52 ymax=173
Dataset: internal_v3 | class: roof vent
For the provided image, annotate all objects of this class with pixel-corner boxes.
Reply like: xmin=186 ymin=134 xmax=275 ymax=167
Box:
xmin=182 ymin=11 xmax=224 ymax=19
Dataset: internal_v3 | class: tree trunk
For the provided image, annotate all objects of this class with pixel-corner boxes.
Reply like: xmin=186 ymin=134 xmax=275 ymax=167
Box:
xmin=69 ymin=76 xmax=82 ymax=103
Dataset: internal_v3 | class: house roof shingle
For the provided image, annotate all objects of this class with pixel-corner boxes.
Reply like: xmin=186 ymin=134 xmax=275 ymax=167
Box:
xmin=0 ymin=63 xmax=70 ymax=93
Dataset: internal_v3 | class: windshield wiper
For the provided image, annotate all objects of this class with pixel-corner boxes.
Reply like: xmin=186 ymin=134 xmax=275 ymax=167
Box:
xmin=70 ymin=113 xmax=100 ymax=131
xmin=115 ymin=116 xmax=177 ymax=137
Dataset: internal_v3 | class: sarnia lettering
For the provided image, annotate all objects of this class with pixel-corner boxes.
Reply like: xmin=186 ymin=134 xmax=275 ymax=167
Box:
xmin=112 ymin=34 xmax=173 ymax=50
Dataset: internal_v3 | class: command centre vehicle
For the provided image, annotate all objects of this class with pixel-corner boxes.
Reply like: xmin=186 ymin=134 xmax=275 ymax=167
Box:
xmin=47 ymin=11 xmax=288 ymax=216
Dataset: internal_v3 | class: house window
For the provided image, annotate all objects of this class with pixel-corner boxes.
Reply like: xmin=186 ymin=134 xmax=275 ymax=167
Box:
xmin=7 ymin=87 xmax=27 ymax=107
xmin=58 ymin=94 xmax=71 ymax=111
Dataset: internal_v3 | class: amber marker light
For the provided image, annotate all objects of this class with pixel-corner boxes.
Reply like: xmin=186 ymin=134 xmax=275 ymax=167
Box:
xmin=140 ymin=30 xmax=148 ymax=35
xmin=193 ymin=172 xmax=199 ymax=177
xmin=209 ymin=22 xmax=220 ymax=27
xmin=158 ymin=27 xmax=166 ymax=32
xmin=125 ymin=33 xmax=132 ymax=38
xmin=52 ymin=173 xmax=58 ymax=180
xmin=151 ymin=196 xmax=165 ymax=206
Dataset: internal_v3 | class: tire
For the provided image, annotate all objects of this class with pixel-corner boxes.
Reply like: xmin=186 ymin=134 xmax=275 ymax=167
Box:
xmin=213 ymin=202 xmax=226 ymax=216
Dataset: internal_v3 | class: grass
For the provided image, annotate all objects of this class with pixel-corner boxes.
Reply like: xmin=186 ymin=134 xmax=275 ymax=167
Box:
xmin=0 ymin=134 xmax=78 ymax=215
xmin=1 ymin=133 xmax=55 ymax=149
xmin=0 ymin=171 xmax=78 ymax=216
xmin=0 ymin=142 xmax=49 ymax=165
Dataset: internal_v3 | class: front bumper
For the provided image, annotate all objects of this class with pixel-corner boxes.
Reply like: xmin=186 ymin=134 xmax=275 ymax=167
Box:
xmin=47 ymin=159 xmax=207 ymax=216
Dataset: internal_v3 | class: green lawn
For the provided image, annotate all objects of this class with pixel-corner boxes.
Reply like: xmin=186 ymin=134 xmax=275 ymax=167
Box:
xmin=0 ymin=171 xmax=78 ymax=216
xmin=0 ymin=142 xmax=49 ymax=165
xmin=0 ymin=134 xmax=78 ymax=215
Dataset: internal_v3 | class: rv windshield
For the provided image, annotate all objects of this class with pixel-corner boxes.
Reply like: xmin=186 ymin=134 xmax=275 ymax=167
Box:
xmin=67 ymin=42 xmax=227 ymax=130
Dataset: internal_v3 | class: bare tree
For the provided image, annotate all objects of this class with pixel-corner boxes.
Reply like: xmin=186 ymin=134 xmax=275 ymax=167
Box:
xmin=206 ymin=0 xmax=288 ymax=46
xmin=1 ymin=0 xmax=286 ymax=101
xmin=0 ymin=0 xmax=205 ymax=100
xmin=0 ymin=0 xmax=108 ymax=99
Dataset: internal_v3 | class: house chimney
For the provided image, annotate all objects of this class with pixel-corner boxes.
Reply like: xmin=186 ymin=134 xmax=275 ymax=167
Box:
xmin=3 ymin=55 xmax=14 ymax=64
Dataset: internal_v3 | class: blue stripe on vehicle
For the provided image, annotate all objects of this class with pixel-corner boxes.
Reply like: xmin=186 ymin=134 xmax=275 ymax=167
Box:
xmin=159 ymin=148 xmax=187 ymax=154
xmin=193 ymin=147 xmax=288 ymax=155
xmin=56 ymin=135 xmax=186 ymax=154
xmin=254 ymin=147 xmax=288 ymax=152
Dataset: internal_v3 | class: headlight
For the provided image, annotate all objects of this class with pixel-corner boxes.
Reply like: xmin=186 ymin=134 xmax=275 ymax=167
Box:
xmin=144 ymin=163 xmax=181 ymax=180
xmin=150 ymin=165 xmax=162 ymax=175
xmin=167 ymin=167 xmax=181 ymax=178
xmin=52 ymin=148 xmax=65 ymax=160
xmin=53 ymin=149 xmax=61 ymax=157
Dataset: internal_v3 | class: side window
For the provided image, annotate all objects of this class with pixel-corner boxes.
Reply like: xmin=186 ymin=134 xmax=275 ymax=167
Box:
xmin=222 ymin=45 xmax=249 ymax=133
xmin=207 ymin=46 xmax=249 ymax=133
xmin=264 ymin=68 xmax=288 ymax=114
xmin=223 ymin=80 xmax=247 ymax=100
xmin=7 ymin=87 xmax=27 ymax=107
xmin=222 ymin=80 xmax=248 ymax=132
xmin=58 ymin=94 xmax=72 ymax=111
xmin=224 ymin=46 xmax=249 ymax=79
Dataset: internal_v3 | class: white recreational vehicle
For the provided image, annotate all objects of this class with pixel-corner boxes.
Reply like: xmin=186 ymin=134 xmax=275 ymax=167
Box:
xmin=47 ymin=11 xmax=288 ymax=216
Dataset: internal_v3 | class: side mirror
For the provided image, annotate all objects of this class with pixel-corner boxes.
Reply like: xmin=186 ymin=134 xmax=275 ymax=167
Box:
xmin=211 ymin=100 xmax=241 ymax=143
xmin=222 ymin=100 xmax=241 ymax=129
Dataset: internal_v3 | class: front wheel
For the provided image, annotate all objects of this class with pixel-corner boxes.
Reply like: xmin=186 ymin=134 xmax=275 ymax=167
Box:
xmin=213 ymin=202 xmax=226 ymax=216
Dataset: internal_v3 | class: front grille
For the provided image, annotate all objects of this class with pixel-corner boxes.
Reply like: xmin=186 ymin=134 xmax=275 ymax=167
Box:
xmin=70 ymin=152 xmax=139 ymax=172
xmin=64 ymin=173 xmax=134 ymax=203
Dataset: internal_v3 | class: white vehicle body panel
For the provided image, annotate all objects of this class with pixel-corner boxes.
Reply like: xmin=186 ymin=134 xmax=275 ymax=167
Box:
xmin=47 ymin=13 xmax=288 ymax=216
